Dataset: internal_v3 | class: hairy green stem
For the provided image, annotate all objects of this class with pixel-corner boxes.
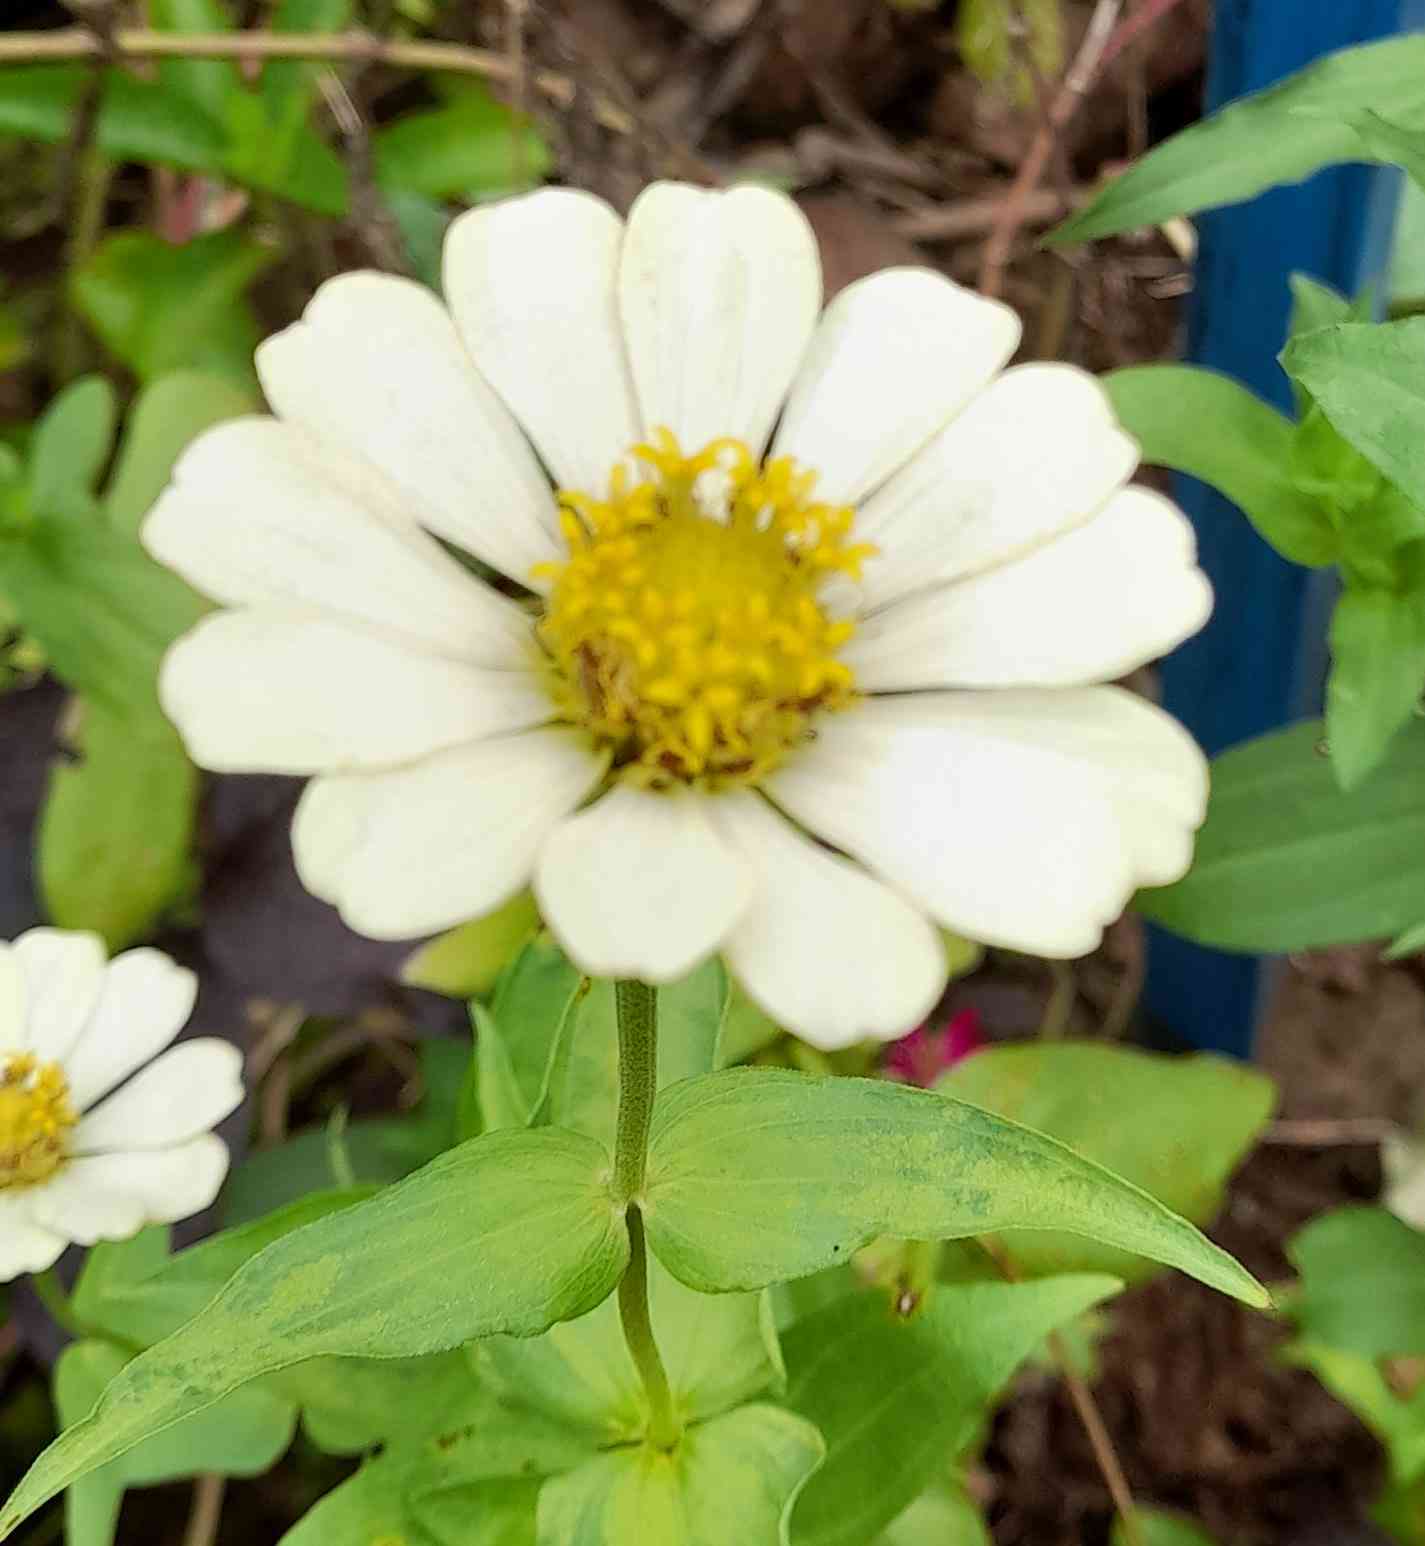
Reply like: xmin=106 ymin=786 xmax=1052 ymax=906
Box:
xmin=613 ymin=979 xmax=681 ymax=1450
xmin=613 ymin=978 xmax=658 ymax=1202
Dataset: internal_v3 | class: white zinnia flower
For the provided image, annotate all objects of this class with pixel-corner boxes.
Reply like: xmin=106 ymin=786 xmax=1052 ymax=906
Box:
xmin=0 ymin=930 xmax=243 ymax=1280
xmin=144 ymin=181 xmax=1210 ymax=1051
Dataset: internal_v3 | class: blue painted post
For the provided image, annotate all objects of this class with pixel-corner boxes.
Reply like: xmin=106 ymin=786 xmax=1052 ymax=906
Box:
xmin=1144 ymin=0 xmax=1425 ymax=1057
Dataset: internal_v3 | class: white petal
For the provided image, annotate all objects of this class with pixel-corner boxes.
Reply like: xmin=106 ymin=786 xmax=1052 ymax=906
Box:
xmin=29 ymin=1137 xmax=231 ymax=1246
xmin=75 ymin=1040 xmax=243 ymax=1154
xmin=618 ymin=182 xmax=820 ymax=455
xmin=854 ymin=364 xmax=1139 ymax=610
xmin=772 ymin=268 xmax=1021 ymax=506
xmin=256 ymin=272 xmax=560 ymax=585
xmin=0 ymin=1193 xmax=65 ymax=1280
xmin=710 ymin=792 xmax=945 ymax=1048
xmin=535 ymin=786 xmax=752 ymax=983
xmin=12 ymin=929 xmax=105 ymax=1064
xmin=146 ymin=419 xmax=533 ymax=662
xmin=0 ymin=945 xmax=23 ymax=1053
xmin=294 ymin=728 xmax=609 ymax=940
xmin=867 ymin=687 xmax=1207 ymax=890
xmin=768 ymin=698 xmax=1135 ymax=958
xmin=444 ymin=189 xmax=640 ymax=495
xmin=65 ymin=949 xmax=198 ymax=1112
xmin=160 ymin=610 xmax=551 ymax=775
xmin=847 ymin=487 xmax=1212 ymax=692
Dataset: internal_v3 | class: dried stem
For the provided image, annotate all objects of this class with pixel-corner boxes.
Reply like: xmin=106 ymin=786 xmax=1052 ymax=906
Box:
xmin=0 ymin=26 xmax=634 ymax=134
xmin=982 ymin=1239 xmax=1143 ymax=1546
xmin=979 ymin=0 xmax=1122 ymax=297
xmin=181 ymin=1475 xmax=226 ymax=1546
xmin=1053 ymin=1328 xmax=1146 ymax=1546
xmin=1263 ymin=1117 xmax=1401 ymax=1147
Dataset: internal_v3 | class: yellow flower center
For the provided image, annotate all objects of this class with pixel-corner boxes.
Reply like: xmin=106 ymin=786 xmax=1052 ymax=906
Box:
xmin=536 ymin=432 xmax=873 ymax=787
xmin=0 ymin=1053 xmax=76 ymax=1189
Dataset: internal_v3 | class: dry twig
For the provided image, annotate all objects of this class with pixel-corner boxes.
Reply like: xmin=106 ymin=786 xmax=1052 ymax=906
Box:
xmin=0 ymin=26 xmax=635 ymax=134
xmin=979 ymin=0 xmax=1122 ymax=297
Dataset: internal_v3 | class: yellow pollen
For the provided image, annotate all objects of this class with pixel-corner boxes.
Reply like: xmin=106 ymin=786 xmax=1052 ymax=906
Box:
xmin=0 ymin=1052 xmax=77 ymax=1189
xmin=535 ymin=431 xmax=874 ymax=786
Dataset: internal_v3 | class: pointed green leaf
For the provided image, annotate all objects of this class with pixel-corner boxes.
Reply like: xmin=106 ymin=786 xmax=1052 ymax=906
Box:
xmin=1139 ymin=718 xmax=1425 ymax=953
xmin=0 ymin=1128 xmax=627 ymax=1541
xmin=1103 ymin=365 xmax=1335 ymax=567
xmin=71 ymin=229 xmax=274 ymax=384
xmin=937 ymin=1043 xmax=1274 ymax=1285
xmin=537 ymin=1405 xmax=823 ymax=1546
xmin=103 ymin=371 xmax=256 ymax=538
xmin=1282 ymin=318 xmax=1425 ymax=505
xmin=29 ymin=376 xmax=117 ymax=512
xmin=1289 ymin=1206 xmax=1425 ymax=1358
xmin=785 ymin=1276 xmax=1119 ymax=1546
xmin=1325 ymin=585 xmax=1425 ymax=791
xmin=1053 ymin=34 xmax=1425 ymax=243
xmin=39 ymin=704 xmax=197 ymax=950
xmin=1281 ymin=1340 xmax=1425 ymax=1488
xmin=374 ymin=85 xmax=551 ymax=200
xmin=643 ymin=1071 xmax=1267 ymax=1307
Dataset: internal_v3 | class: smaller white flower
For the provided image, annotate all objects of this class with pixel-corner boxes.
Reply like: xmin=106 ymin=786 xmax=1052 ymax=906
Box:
xmin=0 ymin=929 xmax=243 ymax=1282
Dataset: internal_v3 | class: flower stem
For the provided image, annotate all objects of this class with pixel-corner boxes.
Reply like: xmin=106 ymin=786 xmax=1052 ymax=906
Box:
xmin=31 ymin=1266 xmax=82 ymax=1339
xmin=613 ymin=978 xmax=682 ymax=1450
xmin=613 ymin=978 xmax=658 ymax=1202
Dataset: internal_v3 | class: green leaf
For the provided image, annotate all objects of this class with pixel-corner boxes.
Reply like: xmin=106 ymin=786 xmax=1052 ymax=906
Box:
xmin=0 ymin=1128 xmax=628 ymax=1539
xmin=1326 ymin=585 xmax=1425 ymax=790
xmin=1351 ymin=111 xmax=1425 ymax=192
xmin=0 ymin=504 xmax=206 ymax=716
xmin=374 ymin=86 xmax=552 ymax=200
xmin=1053 ymin=33 xmax=1425 ymax=243
xmin=1388 ymin=918 xmax=1425 ymax=959
xmin=149 ymin=0 xmax=241 ymax=127
xmin=1289 ymin=1207 xmax=1425 ymax=1358
xmin=477 ymin=941 xmax=735 ymax=1144
xmin=1282 ymin=318 xmax=1425 ymax=505
xmin=536 ymin=1405 xmax=824 ymax=1546
xmin=400 ymin=891 xmax=541 ymax=999
xmin=104 ymin=371 xmax=257 ymax=538
xmin=1112 ymin=1511 xmax=1222 ymax=1546
xmin=643 ymin=1071 xmax=1268 ymax=1307
xmin=272 ymin=1348 xmax=483 ymax=1456
xmin=1139 ymin=717 xmax=1425 ymax=952
xmin=28 ymin=376 xmax=117 ymax=513
xmin=784 ymin=1276 xmax=1118 ymax=1546
xmin=1289 ymin=274 xmax=1356 ymax=340
xmin=937 ymin=1043 xmax=1273 ymax=1285
xmin=1281 ymin=1340 xmax=1425 ymax=1488
xmin=1103 ymin=365 xmax=1335 ymax=567
xmin=59 ymin=1337 xmax=295 ymax=1546
xmin=482 ymin=1254 xmax=781 ymax=1442
xmin=876 ymin=1476 xmax=990 ymax=1546
xmin=284 ymin=1390 xmax=588 ymax=1545
xmin=39 ymin=704 xmax=197 ymax=950
xmin=0 ymin=66 xmax=227 ymax=172
xmin=70 ymin=229 xmax=274 ymax=384
xmin=954 ymin=0 xmax=1063 ymax=99
xmin=73 ymin=1191 xmax=374 ymax=1350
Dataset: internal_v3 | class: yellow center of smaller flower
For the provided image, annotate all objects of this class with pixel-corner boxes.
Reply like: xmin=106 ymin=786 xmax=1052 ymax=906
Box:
xmin=0 ymin=1053 xmax=77 ymax=1189
xmin=536 ymin=432 xmax=874 ymax=787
